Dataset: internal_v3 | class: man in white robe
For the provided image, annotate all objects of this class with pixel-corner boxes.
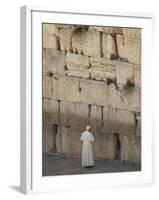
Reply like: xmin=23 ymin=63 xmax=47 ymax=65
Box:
xmin=80 ymin=126 xmax=95 ymax=168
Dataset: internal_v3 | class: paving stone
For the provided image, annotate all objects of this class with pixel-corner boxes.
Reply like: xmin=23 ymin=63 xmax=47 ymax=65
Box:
xmin=43 ymin=154 xmax=141 ymax=176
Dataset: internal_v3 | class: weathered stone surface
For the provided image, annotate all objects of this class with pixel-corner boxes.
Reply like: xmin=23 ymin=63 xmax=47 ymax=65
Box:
xmin=58 ymin=27 xmax=72 ymax=52
xmin=90 ymin=57 xmax=116 ymax=81
xmin=108 ymin=84 xmax=141 ymax=112
xmin=52 ymin=75 xmax=140 ymax=112
xmin=93 ymin=133 xmax=115 ymax=160
xmin=60 ymin=101 xmax=89 ymax=130
xmin=119 ymin=134 xmax=141 ymax=163
xmin=65 ymin=53 xmax=90 ymax=78
xmin=43 ymin=73 xmax=52 ymax=99
xmin=66 ymin=53 xmax=89 ymax=69
xmin=116 ymin=34 xmax=141 ymax=64
xmin=56 ymin=126 xmax=82 ymax=156
xmin=115 ymin=61 xmax=134 ymax=85
xmin=69 ymin=128 xmax=83 ymax=156
xmin=43 ymin=98 xmax=59 ymax=124
xmin=43 ymin=49 xmax=65 ymax=74
xmin=42 ymin=24 xmax=59 ymax=49
xmin=56 ymin=126 xmax=71 ymax=154
xmin=102 ymin=107 xmax=111 ymax=134
xmin=90 ymin=105 xmax=103 ymax=134
xmin=136 ymin=113 xmax=141 ymax=136
xmin=74 ymin=103 xmax=89 ymax=130
xmin=45 ymin=124 xmax=54 ymax=152
xmin=134 ymin=65 xmax=141 ymax=87
xmin=80 ymin=78 xmax=108 ymax=106
xmin=119 ymin=135 xmax=130 ymax=161
xmin=103 ymin=108 xmax=135 ymax=136
xmin=60 ymin=101 xmax=76 ymax=128
xmin=44 ymin=124 xmax=59 ymax=153
xmin=67 ymin=69 xmax=90 ymax=79
xmin=103 ymin=33 xmax=118 ymax=59
xmin=134 ymin=136 xmax=141 ymax=164
xmin=52 ymin=75 xmax=80 ymax=102
xmin=89 ymin=26 xmax=123 ymax=34
xmin=123 ymin=28 xmax=141 ymax=40
xmin=72 ymin=30 xmax=100 ymax=56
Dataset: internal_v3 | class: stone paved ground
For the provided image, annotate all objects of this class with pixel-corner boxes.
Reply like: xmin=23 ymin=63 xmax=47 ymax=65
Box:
xmin=42 ymin=153 xmax=141 ymax=176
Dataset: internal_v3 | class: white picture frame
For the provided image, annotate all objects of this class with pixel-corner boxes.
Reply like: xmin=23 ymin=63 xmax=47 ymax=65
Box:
xmin=20 ymin=5 xmax=154 ymax=194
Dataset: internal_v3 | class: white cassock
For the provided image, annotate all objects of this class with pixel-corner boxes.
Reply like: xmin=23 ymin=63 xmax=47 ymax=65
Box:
xmin=80 ymin=130 xmax=95 ymax=167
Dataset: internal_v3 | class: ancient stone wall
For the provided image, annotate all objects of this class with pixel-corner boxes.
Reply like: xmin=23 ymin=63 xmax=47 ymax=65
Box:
xmin=42 ymin=24 xmax=141 ymax=164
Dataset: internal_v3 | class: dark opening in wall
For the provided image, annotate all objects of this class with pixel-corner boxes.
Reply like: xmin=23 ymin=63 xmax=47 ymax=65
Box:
xmin=50 ymin=124 xmax=58 ymax=153
xmin=114 ymin=133 xmax=121 ymax=160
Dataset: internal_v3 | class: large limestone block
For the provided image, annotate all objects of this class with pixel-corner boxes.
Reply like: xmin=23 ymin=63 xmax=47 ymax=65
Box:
xmin=93 ymin=133 xmax=115 ymax=160
xmin=102 ymin=107 xmax=112 ymax=134
xmin=108 ymin=84 xmax=141 ymax=112
xmin=57 ymin=126 xmax=71 ymax=154
xmin=103 ymin=108 xmax=135 ymax=136
xmin=102 ymin=33 xmax=118 ymax=59
xmin=67 ymin=68 xmax=90 ymax=79
xmin=115 ymin=61 xmax=134 ymax=85
xmin=121 ymin=86 xmax=141 ymax=112
xmin=134 ymin=65 xmax=141 ymax=87
xmin=60 ymin=101 xmax=76 ymax=128
xmin=43 ymin=98 xmax=59 ymax=124
xmin=119 ymin=134 xmax=141 ymax=164
xmin=60 ymin=101 xmax=89 ymax=130
xmin=74 ymin=103 xmax=89 ymax=130
xmin=90 ymin=105 xmax=103 ymax=135
xmin=134 ymin=136 xmax=141 ymax=164
xmin=66 ymin=53 xmax=89 ymax=69
xmin=66 ymin=53 xmax=90 ymax=78
xmin=80 ymin=78 xmax=108 ymax=106
xmin=52 ymin=75 xmax=80 ymax=102
xmin=123 ymin=28 xmax=141 ymax=40
xmin=119 ymin=135 xmax=130 ymax=161
xmin=44 ymin=124 xmax=59 ymax=153
xmin=57 ymin=126 xmax=82 ymax=156
xmin=43 ymin=73 xmax=52 ymax=99
xmin=69 ymin=128 xmax=82 ymax=156
xmin=72 ymin=30 xmax=101 ymax=57
xmin=90 ymin=57 xmax=116 ymax=81
xmin=45 ymin=124 xmax=54 ymax=152
xmin=116 ymin=34 xmax=141 ymax=64
xmin=43 ymin=49 xmax=65 ymax=74
xmin=42 ymin=24 xmax=59 ymax=49
xmin=58 ymin=27 xmax=72 ymax=52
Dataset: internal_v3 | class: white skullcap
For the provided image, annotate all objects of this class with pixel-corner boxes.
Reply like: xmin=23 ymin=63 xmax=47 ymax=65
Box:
xmin=86 ymin=125 xmax=91 ymax=130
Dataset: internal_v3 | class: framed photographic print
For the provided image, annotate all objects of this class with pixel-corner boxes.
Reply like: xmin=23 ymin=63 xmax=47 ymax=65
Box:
xmin=20 ymin=6 xmax=154 ymax=194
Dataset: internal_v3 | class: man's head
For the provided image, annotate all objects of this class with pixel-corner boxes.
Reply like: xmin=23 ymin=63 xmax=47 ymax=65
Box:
xmin=86 ymin=125 xmax=91 ymax=131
